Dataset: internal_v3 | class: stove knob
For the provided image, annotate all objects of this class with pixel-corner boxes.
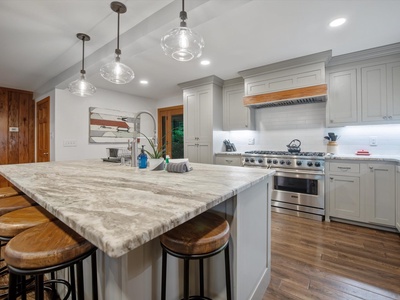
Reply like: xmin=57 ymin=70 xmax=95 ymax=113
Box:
xmin=315 ymin=161 xmax=321 ymax=167
xmin=286 ymin=160 xmax=291 ymax=165
xmin=267 ymin=159 xmax=272 ymax=164
xmin=250 ymin=158 xmax=255 ymax=163
xmin=307 ymin=161 xmax=313 ymax=167
xmin=280 ymin=160 xmax=285 ymax=165
xmin=273 ymin=159 xmax=278 ymax=164
xmin=258 ymin=159 xmax=263 ymax=164
xmin=296 ymin=161 xmax=302 ymax=166
xmin=245 ymin=158 xmax=249 ymax=163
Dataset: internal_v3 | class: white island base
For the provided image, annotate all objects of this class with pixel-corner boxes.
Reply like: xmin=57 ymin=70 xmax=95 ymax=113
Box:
xmin=90 ymin=178 xmax=271 ymax=300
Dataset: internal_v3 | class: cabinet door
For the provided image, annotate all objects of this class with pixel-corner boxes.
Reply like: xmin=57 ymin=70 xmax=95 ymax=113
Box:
xmin=329 ymin=175 xmax=362 ymax=221
xmin=184 ymin=91 xmax=198 ymax=142
xmin=197 ymin=143 xmax=212 ymax=164
xmin=223 ymin=87 xmax=253 ymax=130
xmin=197 ymin=89 xmax=212 ymax=142
xmin=185 ymin=143 xmax=198 ymax=162
xmin=327 ymin=69 xmax=358 ymax=126
xmin=366 ymin=164 xmax=396 ymax=226
xmin=361 ymin=64 xmax=387 ymax=122
xmin=387 ymin=62 xmax=400 ymax=121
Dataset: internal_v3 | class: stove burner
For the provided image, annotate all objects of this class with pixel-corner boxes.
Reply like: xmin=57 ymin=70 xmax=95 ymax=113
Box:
xmin=244 ymin=150 xmax=325 ymax=157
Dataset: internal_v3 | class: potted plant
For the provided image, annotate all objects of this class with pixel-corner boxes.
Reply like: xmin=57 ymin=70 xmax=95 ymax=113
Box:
xmin=140 ymin=132 xmax=166 ymax=170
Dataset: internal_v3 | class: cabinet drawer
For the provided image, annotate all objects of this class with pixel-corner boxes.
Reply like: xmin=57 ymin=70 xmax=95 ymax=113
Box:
xmin=330 ymin=163 xmax=360 ymax=173
xmin=215 ymin=156 xmax=242 ymax=166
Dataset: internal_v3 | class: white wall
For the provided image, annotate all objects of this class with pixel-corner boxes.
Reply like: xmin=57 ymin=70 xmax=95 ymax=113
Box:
xmin=54 ymin=88 xmax=157 ymax=161
xmin=225 ymin=103 xmax=400 ymax=155
xmin=156 ymin=93 xmax=183 ymax=109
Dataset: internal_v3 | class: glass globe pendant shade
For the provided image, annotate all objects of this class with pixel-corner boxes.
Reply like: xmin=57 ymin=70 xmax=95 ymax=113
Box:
xmin=161 ymin=26 xmax=204 ymax=62
xmin=68 ymin=73 xmax=96 ymax=97
xmin=100 ymin=55 xmax=134 ymax=84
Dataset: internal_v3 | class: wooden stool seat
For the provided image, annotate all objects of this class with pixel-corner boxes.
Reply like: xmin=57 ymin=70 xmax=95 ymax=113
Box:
xmin=0 ymin=187 xmax=21 ymax=199
xmin=160 ymin=212 xmax=230 ymax=255
xmin=0 ymin=195 xmax=36 ymax=217
xmin=4 ymin=220 xmax=95 ymax=270
xmin=0 ymin=206 xmax=56 ymax=238
xmin=160 ymin=212 xmax=232 ymax=300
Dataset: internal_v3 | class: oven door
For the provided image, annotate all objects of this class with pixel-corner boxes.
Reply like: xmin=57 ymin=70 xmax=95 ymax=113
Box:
xmin=272 ymin=170 xmax=324 ymax=209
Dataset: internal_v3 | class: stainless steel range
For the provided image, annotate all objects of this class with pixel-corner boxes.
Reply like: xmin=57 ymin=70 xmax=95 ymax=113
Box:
xmin=242 ymin=150 xmax=325 ymax=221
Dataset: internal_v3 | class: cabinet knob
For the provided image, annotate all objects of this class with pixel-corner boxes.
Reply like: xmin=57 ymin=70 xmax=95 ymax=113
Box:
xmin=330 ymin=120 xmax=334 ymax=123
xmin=383 ymin=116 xmax=387 ymax=120
xmin=369 ymin=166 xmax=373 ymax=171
xmin=388 ymin=116 xmax=392 ymax=119
xmin=330 ymin=177 xmax=333 ymax=180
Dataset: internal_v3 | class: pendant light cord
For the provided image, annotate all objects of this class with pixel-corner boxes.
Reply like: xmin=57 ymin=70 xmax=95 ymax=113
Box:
xmin=81 ymin=39 xmax=85 ymax=74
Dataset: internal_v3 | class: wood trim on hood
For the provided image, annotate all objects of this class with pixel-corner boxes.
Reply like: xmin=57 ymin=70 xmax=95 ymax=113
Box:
xmin=243 ymin=84 xmax=327 ymax=106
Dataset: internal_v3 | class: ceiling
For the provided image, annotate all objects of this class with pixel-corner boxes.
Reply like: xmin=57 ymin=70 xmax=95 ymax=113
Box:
xmin=1 ymin=0 xmax=400 ymax=100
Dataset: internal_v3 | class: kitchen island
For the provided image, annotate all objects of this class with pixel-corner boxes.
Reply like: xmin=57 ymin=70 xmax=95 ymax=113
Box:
xmin=0 ymin=160 xmax=274 ymax=300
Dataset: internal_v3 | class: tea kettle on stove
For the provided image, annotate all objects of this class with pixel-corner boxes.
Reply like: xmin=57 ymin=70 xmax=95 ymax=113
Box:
xmin=286 ymin=139 xmax=301 ymax=153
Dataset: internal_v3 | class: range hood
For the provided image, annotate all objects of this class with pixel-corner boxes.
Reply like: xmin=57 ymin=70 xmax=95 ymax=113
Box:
xmin=243 ymin=84 xmax=327 ymax=108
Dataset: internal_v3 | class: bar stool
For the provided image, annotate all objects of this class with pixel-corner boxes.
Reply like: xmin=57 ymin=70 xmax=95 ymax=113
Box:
xmin=0 ymin=195 xmax=36 ymax=216
xmin=0 ymin=187 xmax=21 ymax=199
xmin=160 ymin=212 xmax=232 ymax=300
xmin=4 ymin=220 xmax=98 ymax=300
xmin=0 ymin=206 xmax=57 ymax=297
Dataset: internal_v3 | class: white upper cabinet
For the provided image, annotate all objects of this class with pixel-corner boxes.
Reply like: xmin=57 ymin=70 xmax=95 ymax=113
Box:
xmin=387 ymin=61 xmax=400 ymax=121
xmin=326 ymin=44 xmax=400 ymax=126
xmin=223 ymin=79 xmax=254 ymax=131
xmin=326 ymin=68 xmax=358 ymax=126
xmin=179 ymin=76 xmax=224 ymax=164
xmin=361 ymin=64 xmax=387 ymax=122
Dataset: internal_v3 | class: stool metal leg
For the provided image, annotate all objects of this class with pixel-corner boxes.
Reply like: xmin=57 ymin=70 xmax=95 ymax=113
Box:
xmin=199 ymin=259 xmax=204 ymax=297
xmin=76 ymin=261 xmax=84 ymax=300
xmin=224 ymin=244 xmax=232 ymax=300
xmin=36 ymin=274 xmax=44 ymax=300
xmin=70 ymin=265 xmax=76 ymax=300
xmin=8 ymin=272 xmax=17 ymax=300
xmin=161 ymin=248 xmax=167 ymax=300
xmin=91 ymin=252 xmax=98 ymax=300
xmin=183 ymin=259 xmax=189 ymax=300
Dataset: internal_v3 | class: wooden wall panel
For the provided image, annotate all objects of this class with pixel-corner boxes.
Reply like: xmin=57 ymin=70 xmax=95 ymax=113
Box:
xmin=0 ymin=87 xmax=34 ymax=187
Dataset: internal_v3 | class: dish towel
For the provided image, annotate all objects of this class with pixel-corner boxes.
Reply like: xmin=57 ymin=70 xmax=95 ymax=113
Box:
xmin=166 ymin=161 xmax=192 ymax=173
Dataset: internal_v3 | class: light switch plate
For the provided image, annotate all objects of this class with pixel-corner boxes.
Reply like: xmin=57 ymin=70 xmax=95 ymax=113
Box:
xmin=369 ymin=136 xmax=377 ymax=146
xmin=63 ymin=139 xmax=77 ymax=147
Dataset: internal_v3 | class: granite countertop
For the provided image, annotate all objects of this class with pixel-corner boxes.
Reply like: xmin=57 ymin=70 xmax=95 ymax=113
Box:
xmin=325 ymin=153 xmax=400 ymax=163
xmin=0 ymin=160 xmax=274 ymax=258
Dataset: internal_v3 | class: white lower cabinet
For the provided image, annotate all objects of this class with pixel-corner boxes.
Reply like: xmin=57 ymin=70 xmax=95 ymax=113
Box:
xmin=365 ymin=163 xmax=396 ymax=226
xmin=215 ymin=154 xmax=242 ymax=166
xmin=327 ymin=161 xmax=396 ymax=228
xmin=186 ymin=143 xmax=211 ymax=164
xmin=329 ymin=175 xmax=363 ymax=221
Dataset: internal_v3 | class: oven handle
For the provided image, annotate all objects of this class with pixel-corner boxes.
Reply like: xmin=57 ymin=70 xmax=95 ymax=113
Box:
xmin=274 ymin=170 xmax=324 ymax=180
xmin=273 ymin=168 xmax=324 ymax=176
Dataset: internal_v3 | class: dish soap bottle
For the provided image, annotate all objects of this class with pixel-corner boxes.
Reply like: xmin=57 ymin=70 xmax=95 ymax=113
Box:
xmin=138 ymin=145 xmax=148 ymax=169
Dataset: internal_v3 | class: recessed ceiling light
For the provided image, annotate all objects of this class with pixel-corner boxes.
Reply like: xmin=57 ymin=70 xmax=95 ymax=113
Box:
xmin=200 ymin=60 xmax=210 ymax=66
xmin=329 ymin=18 xmax=346 ymax=27
xmin=140 ymin=80 xmax=148 ymax=85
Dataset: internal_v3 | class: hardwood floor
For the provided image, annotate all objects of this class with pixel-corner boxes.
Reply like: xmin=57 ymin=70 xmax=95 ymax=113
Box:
xmin=264 ymin=212 xmax=400 ymax=300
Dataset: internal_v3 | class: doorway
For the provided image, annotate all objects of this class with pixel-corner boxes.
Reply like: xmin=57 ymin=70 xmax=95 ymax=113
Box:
xmin=158 ymin=105 xmax=183 ymax=159
xmin=36 ymin=97 xmax=50 ymax=162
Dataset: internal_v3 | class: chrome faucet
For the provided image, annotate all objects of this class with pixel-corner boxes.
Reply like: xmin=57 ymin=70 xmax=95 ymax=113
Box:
xmin=129 ymin=111 xmax=157 ymax=167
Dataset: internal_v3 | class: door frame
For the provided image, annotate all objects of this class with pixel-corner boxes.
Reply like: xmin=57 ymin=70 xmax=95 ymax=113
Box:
xmin=36 ymin=97 xmax=50 ymax=162
xmin=157 ymin=105 xmax=183 ymax=158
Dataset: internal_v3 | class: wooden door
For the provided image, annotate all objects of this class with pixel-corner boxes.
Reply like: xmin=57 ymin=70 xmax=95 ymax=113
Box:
xmin=0 ymin=87 xmax=34 ymax=187
xmin=158 ymin=105 xmax=183 ymax=159
xmin=36 ymin=97 xmax=50 ymax=162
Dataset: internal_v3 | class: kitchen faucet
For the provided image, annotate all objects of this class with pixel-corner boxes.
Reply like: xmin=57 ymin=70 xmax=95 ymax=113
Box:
xmin=129 ymin=111 xmax=157 ymax=167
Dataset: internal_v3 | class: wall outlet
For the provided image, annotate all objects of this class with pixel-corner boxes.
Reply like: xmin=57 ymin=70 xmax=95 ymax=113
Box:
xmin=248 ymin=138 xmax=255 ymax=145
xmin=63 ymin=139 xmax=77 ymax=147
xmin=369 ymin=136 xmax=377 ymax=146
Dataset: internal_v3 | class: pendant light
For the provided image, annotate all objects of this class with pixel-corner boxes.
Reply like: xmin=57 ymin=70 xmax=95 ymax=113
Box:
xmin=160 ymin=0 xmax=204 ymax=62
xmin=68 ymin=33 xmax=96 ymax=97
xmin=100 ymin=1 xmax=134 ymax=84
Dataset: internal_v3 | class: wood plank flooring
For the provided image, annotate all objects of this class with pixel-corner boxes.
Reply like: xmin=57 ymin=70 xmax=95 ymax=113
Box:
xmin=264 ymin=212 xmax=400 ymax=300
